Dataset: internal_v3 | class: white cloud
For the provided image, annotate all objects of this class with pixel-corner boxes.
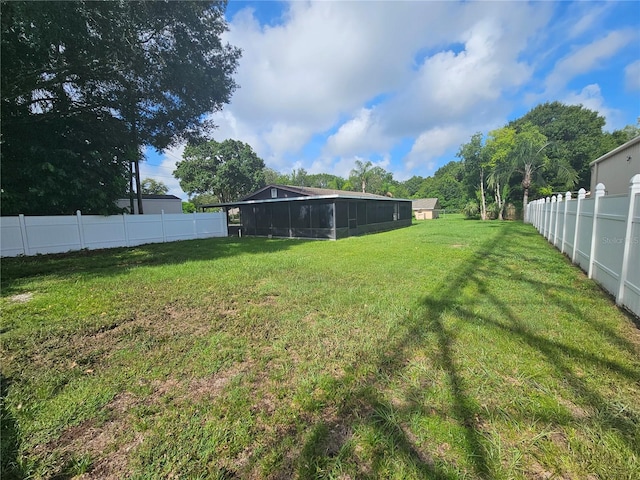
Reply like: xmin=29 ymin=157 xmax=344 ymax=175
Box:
xmin=405 ymin=125 xmax=466 ymax=173
xmin=140 ymin=144 xmax=187 ymax=200
xmin=565 ymin=3 xmax=612 ymax=40
xmin=544 ymin=30 xmax=635 ymax=94
xmin=324 ymin=108 xmax=391 ymax=157
xmin=202 ymin=1 xmax=636 ymax=181
xmin=563 ymin=84 xmax=623 ymax=130
xmin=625 ymin=60 xmax=640 ymax=91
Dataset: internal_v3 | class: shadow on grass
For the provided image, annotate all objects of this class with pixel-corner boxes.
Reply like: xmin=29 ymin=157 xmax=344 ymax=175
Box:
xmin=417 ymin=222 xmax=640 ymax=459
xmin=296 ymin=223 xmax=516 ymax=479
xmin=296 ymin=221 xmax=639 ymax=478
xmin=0 ymin=236 xmax=300 ymax=295
xmin=1 ymin=375 xmax=24 ymax=480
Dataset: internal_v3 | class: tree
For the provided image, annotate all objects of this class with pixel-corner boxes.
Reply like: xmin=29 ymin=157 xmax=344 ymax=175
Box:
xmin=174 ymin=139 xmax=265 ymax=203
xmin=290 ymin=168 xmax=309 ymax=187
xmin=1 ymin=1 xmax=240 ymax=215
xmin=415 ymin=161 xmax=468 ymax=211
xmin=182 ymin=201 xmax=196 ymax=213
xmin=458 ymin=133 xmax=488 ymax=220
xmin=484 ymin=127 xmax=517 ymax=220
xmin=350 ymin=160 xmax=373 ymax=193
xmin=305 ymin=173 xmax=347 ymax=190
xmin=141 ymin=178 xmax=169 ymax=195
xmin=403 ymin=176 xmax=425 ymax=197
xmin=365 ymin=166 xmax=394 ymax=196
xmin=510 ymin=102 xmax=607 ymax=189
xmin=263 ymin=167 xmax=286 ymax=185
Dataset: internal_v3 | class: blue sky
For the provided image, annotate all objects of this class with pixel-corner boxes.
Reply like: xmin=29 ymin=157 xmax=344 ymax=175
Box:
xmin=142 ymin=1 xmax=640 ymax=200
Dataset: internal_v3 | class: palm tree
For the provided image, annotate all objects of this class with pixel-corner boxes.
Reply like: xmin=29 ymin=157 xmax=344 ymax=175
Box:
xmin=514 ymin=124 xmax=577 ymax=222
xmin=350 ymin=159 xmax=373 ymax=193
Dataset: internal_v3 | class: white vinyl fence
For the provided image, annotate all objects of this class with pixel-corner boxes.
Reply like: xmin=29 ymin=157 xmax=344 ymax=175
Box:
xmin=1 ymin=211 xmax=227 ymax=257
xmin=526 ymin=174 xmax=640 ymax=318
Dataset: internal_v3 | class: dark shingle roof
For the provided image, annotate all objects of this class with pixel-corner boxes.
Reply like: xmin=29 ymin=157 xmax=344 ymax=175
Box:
xmin=279 ymin=185 xmax=392 ymax=199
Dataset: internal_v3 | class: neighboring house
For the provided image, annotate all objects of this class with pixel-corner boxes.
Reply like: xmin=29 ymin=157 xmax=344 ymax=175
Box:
xmin=590 ymin=135 xmax=640 ymax=195
xmin=412 ymin=198 xmax=440 ymax=220
xmin=116 ymin=194 xmax=183 ymax=214
xmin=202 ymin=185 xmax=412 ymax=240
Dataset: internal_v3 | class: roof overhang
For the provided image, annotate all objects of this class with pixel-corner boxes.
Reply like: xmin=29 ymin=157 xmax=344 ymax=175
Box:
xmin=203 ymin=194 xmax=411 ymax=209
xmin=590 ymin=135 xmax=640 ymax=167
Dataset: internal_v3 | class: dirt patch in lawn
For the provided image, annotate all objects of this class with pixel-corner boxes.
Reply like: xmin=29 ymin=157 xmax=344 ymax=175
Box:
xmin=8 ymin=292 xmax=34 ymax=303
xmin=49 ymin=359 xmax=256 ymax=479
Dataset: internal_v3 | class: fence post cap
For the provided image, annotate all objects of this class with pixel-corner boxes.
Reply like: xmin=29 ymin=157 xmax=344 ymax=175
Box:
xmin=545 ymin=197 xmax=550 ymax=203
xmin=551 ymin=196 xmax=556 ymax=203
xmin=557 ymin=194 xmax=563 ymax=202
xmin=630 ymin=174 xmax=640 ymax=186
xmin=595 ymin=183 xmax=606 ymax=197
xmin=566 ymin=191 xmax=572 ymax=200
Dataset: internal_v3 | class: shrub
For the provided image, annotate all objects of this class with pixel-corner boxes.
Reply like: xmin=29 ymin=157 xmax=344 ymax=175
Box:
xmin=462 ymin=201 xmax=479 ymax=219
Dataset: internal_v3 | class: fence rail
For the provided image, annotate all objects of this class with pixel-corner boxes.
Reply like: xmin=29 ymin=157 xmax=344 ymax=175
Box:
xmin=1 ymin=211 xmax=228 ymax=257
xmin=526 ymin=174 xmax=640 ymax=318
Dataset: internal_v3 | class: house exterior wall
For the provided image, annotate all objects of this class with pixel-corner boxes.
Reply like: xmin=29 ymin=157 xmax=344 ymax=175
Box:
xmin=246 ymin=186 xmax=307 ymax=200
xmin=414 ymin=209 xmax=438 ymax=220
xmin=116 ymin=198 xmax=183 ymax=214
xmin=590 ymin=136 xmax=640 ymax=195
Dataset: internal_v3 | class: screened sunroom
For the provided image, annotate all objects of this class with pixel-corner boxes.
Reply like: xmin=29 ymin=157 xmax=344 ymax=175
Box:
xmin=204 ymin=185 xmax=412 ymax=240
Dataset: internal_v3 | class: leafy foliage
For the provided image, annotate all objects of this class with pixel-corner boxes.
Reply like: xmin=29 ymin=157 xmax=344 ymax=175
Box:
xmin=509 ymin=102 xmax=610 ymax=189
xmin=414 ymin=161 xmax=467 ymax=210
xmin=181 ymin=201 xmax=196 ymax=213
xmin=1 ymin=1 xmax=240 ymax=215
xmin=141 ymin=178 xmax=169 ymax=196
xmin=174 ymin=139 xmax=266 ymax=203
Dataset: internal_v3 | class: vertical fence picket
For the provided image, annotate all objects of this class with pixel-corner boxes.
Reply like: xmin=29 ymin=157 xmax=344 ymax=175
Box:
xmin=18 ymin=214 xmax=29 ymax=256
xmin=561 ymin=192 xmax=571 ymax=254
xmin=161 ymin=210 xmax=167 ymax=243
xmin=543 ymin=197 xmax=550 ymax=239
xmin=588 ymin=183 xmax=606 ymax=279
xmin=554 ymin=195 xmax=562 ymax=247
xmin=76 ymin=210 xmax=86 ymax=250
xmin=550 ymin=196 xmax=557 ymax=243
xmin=617 ymin=174 xmax=640 ymax=305
xmin=572 ymin=189 xmax=586 ymax=264
xmin=123 ymin=214 xmax=130 ymax=247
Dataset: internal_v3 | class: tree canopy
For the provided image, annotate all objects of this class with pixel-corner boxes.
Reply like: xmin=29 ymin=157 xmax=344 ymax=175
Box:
xmin=141 ymin=178 xmax=169 ymax=196
xmin=174 ymin=139 xmax=266 ymax=204
xmin=509 ymin=102 xmax=608 ymax=189
xmin=1 ymin=1 xmax=240 ymax=215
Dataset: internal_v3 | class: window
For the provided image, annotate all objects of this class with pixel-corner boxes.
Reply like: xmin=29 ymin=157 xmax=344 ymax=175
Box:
xmin=271 ymin=188 xmax=278 ymax=198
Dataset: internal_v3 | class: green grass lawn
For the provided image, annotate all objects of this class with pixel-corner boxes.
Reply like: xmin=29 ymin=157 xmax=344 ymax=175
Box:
xmin=1 ymin=216 xmax=639 ymax=479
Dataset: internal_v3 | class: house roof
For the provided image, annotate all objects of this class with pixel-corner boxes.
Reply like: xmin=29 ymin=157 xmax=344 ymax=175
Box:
xmin=412 ymin=198 xmax=439 ymax=210
xmin=242 ymin=184 xmax=398 ymax=201
xmin=139 ymin=194 xmax=181 ymax=200
xmin=203 ymin=184 xmax=410 ymax=209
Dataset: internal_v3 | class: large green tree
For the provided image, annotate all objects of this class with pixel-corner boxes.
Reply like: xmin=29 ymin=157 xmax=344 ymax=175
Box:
xmin=414 ymin=161 xmax=467 ymax=210
xmin=484 ymin=127 xmax=517 ymax=220
xmin=458 ymin=133 xmax=488 ymax=220
xmin=1 ymin=1 xmax=240 ymax=215
xmin=509 ymin=102 xmax=609 ymax=189
xmin=141 ymin=178 xmax=169 ymax=195
xmin=174 ymin=139 xmax=266 ymax=204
